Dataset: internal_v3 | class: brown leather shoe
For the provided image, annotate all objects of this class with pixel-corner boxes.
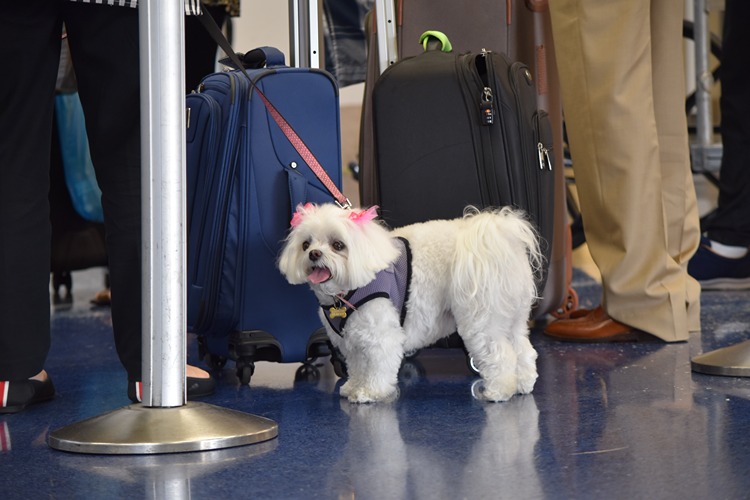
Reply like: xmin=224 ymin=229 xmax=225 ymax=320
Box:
xmin=568 ymin=307 xmax=592 ymax=319
xmin=544 ymin=306 xmax=653 ymax=342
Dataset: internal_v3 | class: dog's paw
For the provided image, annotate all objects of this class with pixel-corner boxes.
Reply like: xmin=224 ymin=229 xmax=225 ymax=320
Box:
xmin=339 ymin=380 xmax=357 ymax=398
xmin=516 ymin=371 xmax=538 ymax=395
xmin=471 ymin=379 xmax=516 ymax=402
xmin=347 ymin=386 xmax=399 ymax=404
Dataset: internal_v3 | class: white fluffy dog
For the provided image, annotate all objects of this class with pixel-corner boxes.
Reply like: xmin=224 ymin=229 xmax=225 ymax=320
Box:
xmin=278 ymin=203 xmax=543 ymax=403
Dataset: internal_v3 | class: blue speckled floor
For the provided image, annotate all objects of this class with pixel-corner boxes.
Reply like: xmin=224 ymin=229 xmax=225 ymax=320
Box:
xmin=2 ymin=267 xmax=749 ymax=500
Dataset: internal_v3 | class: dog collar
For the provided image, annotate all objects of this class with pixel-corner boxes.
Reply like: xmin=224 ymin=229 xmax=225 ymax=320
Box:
xmin=323 ymin=237 xmax=412 ymax=336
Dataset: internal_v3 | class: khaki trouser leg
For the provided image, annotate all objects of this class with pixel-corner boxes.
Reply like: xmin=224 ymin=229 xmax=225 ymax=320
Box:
xmin=549 ymin=0 xmax=700 ymax=341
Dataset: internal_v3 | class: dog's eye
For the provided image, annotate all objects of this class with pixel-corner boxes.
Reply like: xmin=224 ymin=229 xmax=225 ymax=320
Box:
xmin=302 ymin=241 xmax=310 ymax=251
xmin=332 ymin=241 xmax=346 ymax=252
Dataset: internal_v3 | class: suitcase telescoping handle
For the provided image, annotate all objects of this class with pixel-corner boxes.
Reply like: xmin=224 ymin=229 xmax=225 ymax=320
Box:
xmin=196 ymin=7 xmax=352 ymax=210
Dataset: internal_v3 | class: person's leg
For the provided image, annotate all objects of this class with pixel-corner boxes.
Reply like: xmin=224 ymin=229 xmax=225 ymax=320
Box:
xmin=64 ymin=3 xmax=142 ymax=381
xmin=687 ymin=0 xmax=750 ymax=289
xmin=649 ymin=0 xmax=701 ymax=332
xmin=322 ymin=0 xmax=372 ymax=87
xmin=0 ymin=1 xmax=61 ymax=380
xmin=548 ymin=0 xmax=693 ymax=341
xmin=64 ymin=4 xmax=214 ymax=397
xmin=706 ymin=0 xmax=750 ymax=247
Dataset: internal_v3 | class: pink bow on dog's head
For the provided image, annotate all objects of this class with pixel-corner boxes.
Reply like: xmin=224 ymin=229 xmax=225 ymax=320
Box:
xmin=290 ymin=204 xmax=380 ymax=228
xmin=347 ymin=206 xmax=379 ymax=225
xmin=290 ymin=203 xmax=314 ymax=227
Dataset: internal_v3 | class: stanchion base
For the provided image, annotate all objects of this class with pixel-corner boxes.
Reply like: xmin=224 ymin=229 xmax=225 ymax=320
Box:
xmin=48 ymin=401 xmax=278 ymax=455
xmin=691 ymin=339 xmax=750 ymax=377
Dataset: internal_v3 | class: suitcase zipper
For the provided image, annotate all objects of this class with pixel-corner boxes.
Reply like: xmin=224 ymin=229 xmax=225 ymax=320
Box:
xmin=532 ymin=108 xmax=555 ymax=287
xmin=472 ymin=49 xmax=508 ymax=206
xmin=186 ymin=93 xmax=221 ymax=295
xmin=534 ymin=111 xmax=553 ymax=171
xmin=456 ymin=53 xmax=490 ymax=206
xmin=194 ymin=72 xmax=245 ymax=334
xmin=508 ymin=61 xmax=542 ymax=222
xmin=190 ymin=75 xmax=234 ymax=331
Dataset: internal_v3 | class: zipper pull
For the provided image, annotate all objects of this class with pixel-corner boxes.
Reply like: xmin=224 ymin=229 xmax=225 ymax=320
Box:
xmin=537 ymin=143 xmax=544 ymax=169
xmin=537 ymin=143 xmax=553 ymax=170
xmin=537 ymin=143 xmax=551 ymax=170
xmin=479 ymin=49 xmax=495 ymax=126
xmin=480 ymin=87 xmax=494 ymax=126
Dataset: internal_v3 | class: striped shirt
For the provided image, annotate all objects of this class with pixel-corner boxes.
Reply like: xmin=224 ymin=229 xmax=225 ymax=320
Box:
xmin=68 ymin=0 xmax=203 ymax=15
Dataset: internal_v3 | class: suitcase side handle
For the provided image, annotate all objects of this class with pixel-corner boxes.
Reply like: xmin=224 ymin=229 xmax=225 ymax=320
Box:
xmin=242 ymin=46 xmax=286 ymax=68
xmin=218 ymin=47 xmax=286 ymax=70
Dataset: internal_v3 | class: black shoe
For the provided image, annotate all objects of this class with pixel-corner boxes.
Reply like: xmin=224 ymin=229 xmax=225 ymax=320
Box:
xmin=688 ymin=236 xmax=750 ymax=290
xmin=0 ymin=376 xmax=55 ymax=414
xmin=186 ymin=376 xmax=216 ymax=398
xmin=128 ymin=376 xmax=216 ymax=403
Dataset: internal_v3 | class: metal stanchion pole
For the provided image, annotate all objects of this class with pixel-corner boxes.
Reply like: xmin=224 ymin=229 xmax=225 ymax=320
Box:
xmin=48 ymin=0 xmax=278 ymax=453
xmin=689 ymin=0 xmax=722 ymax=171
xmin=375 ymin=0 xmax=398 ymax=74
xmin=140 ymin=0 xmax=188 ymax=410
xmin=289 ymin=0 xmax=321 ymax=68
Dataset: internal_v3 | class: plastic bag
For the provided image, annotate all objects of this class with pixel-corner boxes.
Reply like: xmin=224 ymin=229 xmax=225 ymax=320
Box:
xmin=54 ymin=92 xmax=104 ymax=223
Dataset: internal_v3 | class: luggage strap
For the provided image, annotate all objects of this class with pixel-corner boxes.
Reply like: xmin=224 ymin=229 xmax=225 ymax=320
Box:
xmin=196 ymin=7 xmax=351 ymax=209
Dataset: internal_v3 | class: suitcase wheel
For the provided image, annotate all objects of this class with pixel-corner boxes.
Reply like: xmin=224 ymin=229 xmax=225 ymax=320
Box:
xmin=551 ymin=287 xmax=580 ymax=319
xmin=294 ymin=362 xmax=321 ymax=383
xmin=229 ymin=330 xmax=282 ymax=363
xmin=467 ymin=355 xmax=480 ymax=376
xmin=404 ymin=349 xmax=419 ymax=359
xmin=236 ymin=360 xmax=255 ymax=385
xmin=52 ymin=270 xmax=72 ymax=294
xmin=306 ymin=328 xmax=332 ymax=360
xmin=197 ymin=336 xmax=228 ymax=370
xmin=52 ymin=271 xmax=73 ymax=305
xmin=398 ymin=360 xmax=425 ymax=386
xmin=206 ymin=354 xmax=228 ymax=370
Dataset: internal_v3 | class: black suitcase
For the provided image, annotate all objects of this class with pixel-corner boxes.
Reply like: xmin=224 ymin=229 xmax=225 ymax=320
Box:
xmin=372 ymin=37 xmax=556 ymax=294
xmin=361 ymin=1 xmax=578 ymax=319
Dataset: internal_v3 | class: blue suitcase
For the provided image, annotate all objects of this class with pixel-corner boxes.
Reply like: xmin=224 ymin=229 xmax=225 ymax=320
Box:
xmin=185 ymin=47 xmax=344 ymax=384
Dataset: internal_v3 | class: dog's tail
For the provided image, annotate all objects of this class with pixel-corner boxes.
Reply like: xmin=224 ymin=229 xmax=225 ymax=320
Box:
xmin=451 ymin=206 xmax=543 ymax=315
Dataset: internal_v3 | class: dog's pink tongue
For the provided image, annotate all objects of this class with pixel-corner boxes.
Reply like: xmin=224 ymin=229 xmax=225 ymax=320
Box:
xmin=307 ymin=267 xmax=331 ymax=284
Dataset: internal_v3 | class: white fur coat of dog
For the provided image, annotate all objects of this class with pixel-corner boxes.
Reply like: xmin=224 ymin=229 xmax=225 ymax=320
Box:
xmin=278 ymin=203 xmax=542 ymax=403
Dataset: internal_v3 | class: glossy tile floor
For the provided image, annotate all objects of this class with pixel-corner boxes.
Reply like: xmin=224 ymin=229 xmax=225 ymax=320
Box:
xmin=2 ymin=263 xmax=749 ymax=500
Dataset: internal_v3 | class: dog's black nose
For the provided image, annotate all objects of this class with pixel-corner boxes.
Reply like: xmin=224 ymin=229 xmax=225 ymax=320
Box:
xmin=309 ymin=249 xmax=322 ymax=262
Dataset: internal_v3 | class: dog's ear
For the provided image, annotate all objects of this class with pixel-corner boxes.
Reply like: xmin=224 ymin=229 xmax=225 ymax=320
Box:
xmin=343 ymin=213 xmax=401 ymax=287
xmin=277 ymin=225 xmax=309 ymax=284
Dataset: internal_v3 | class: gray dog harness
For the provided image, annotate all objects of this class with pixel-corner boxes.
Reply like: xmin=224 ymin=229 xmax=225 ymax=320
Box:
xmin=323 ymin=237 xmax=411 ymax=336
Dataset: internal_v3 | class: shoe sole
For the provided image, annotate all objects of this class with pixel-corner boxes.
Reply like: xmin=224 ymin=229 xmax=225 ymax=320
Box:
xmin=543 ymin=329 xmax=656 ymax=343
xmin=128 ymin=377 xmax=216 ymax=403
xmin=699 ymin=277 xmax=750 ymax=291
xmin=0 ymin=392 xmax=55 ymax=414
